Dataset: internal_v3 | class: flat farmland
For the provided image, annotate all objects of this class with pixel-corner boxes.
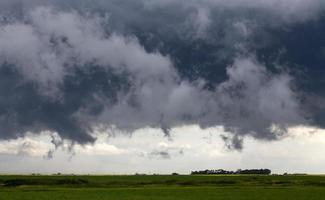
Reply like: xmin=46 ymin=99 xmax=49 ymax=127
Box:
xmin=1 ymin=175 xmax=325 ymax=200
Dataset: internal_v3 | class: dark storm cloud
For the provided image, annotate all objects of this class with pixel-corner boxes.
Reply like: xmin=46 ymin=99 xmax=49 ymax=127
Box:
xmin=221 ymin=134 xmax=243 ymax=150
xmin=0 ymin=0 xmax=325 ymax=149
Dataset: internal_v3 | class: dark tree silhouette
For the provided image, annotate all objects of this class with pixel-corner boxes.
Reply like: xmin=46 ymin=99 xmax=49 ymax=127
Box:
xmin=191 ymin=169 xmax=271 ymax=175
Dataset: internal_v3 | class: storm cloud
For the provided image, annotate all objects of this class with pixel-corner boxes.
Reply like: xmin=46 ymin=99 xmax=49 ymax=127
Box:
xmin=0 ymin=0 xmax=324 ymax=149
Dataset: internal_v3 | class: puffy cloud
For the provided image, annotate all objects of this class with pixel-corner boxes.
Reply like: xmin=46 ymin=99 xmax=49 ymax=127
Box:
xmin=0 ymin=7 xmax=174 ymax=97
xmin=214 ymin=57 xmax=304 ymax=139
xmin=0 ymin=1 xmax=323 ymax=150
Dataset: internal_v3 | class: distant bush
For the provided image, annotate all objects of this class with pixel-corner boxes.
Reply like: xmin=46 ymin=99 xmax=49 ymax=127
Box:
xmin=56 ymin=178 xmax=89 ymax=185
xmin=4 ymin=179 xmax=32 ymax=187
xmin=4 ymin=178 xmax=89 ymax=187
xmin=135 ymin=173 xmax=148 ymax=176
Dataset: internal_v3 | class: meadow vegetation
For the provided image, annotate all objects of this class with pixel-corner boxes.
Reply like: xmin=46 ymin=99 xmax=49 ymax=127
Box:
xmin=1 ymin=174 xmax=325 ymax=199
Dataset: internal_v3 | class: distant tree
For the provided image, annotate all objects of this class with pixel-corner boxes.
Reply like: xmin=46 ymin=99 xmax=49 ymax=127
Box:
xmin=191 ymin=168 xmax=271 ymax=175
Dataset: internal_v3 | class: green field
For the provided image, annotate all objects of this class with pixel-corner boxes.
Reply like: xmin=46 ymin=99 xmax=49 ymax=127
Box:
xmin=1 ymin=175 xmax=325 ymax=199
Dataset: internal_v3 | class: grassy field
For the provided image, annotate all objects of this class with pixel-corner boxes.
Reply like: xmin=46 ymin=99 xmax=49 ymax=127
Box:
xmin=1 ymin=174 xmax=325 ymax=199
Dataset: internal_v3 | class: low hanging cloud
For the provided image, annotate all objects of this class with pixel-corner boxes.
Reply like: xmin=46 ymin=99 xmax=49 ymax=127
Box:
xmin=0 ymin=136 xmax=52 ymax=157
xmin=0 ymin=1 xmax=324 ymax=150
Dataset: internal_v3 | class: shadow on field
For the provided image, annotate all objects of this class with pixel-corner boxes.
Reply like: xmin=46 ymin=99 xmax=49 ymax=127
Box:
xmin=3 ymin=178 xmax=89 ymax=187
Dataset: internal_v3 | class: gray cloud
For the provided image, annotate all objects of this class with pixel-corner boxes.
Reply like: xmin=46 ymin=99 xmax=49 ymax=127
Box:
xmin=214 ymin=57 xmax=305 ymax=139
xmin=144 ymin=0 xmax=325 ymax=21
xmin=149 ymin=151 xmax=171 ymax=159
xmin=0 ymin=1 xmax=323 ymax=149
xmin=221 ymin=134 xmax=243 ymax=150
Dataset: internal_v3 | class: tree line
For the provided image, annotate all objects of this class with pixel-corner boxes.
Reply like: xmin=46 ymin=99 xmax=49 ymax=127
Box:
xmin=191 ymin=169 xmax=271 ymax=175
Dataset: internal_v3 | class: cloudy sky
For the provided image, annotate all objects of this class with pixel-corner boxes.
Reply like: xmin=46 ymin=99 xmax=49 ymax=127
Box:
xmin=1 ymin=0 xmax=325 ymax=174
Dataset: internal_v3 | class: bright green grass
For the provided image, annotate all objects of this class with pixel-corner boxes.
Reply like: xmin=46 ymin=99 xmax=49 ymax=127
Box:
xmin=1 ymin=175 xmax=325 ymax=199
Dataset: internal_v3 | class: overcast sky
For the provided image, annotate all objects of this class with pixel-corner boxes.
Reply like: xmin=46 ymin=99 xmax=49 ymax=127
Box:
xmin=1 ymin=126 xmax=325 ymax=174
xmin=1 ymin=0 xmax=325 ymax=174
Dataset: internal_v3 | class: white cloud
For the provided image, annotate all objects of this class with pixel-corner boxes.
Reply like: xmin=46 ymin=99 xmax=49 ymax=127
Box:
xmin=75 ymin=143 xmax=126 ymax=156
xmin=0 ymin=135 xmax=51 ymax=157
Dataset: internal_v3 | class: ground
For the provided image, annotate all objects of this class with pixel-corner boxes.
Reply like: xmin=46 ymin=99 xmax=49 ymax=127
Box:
xmin=1 ymin=175 xmax=325 ymax=199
